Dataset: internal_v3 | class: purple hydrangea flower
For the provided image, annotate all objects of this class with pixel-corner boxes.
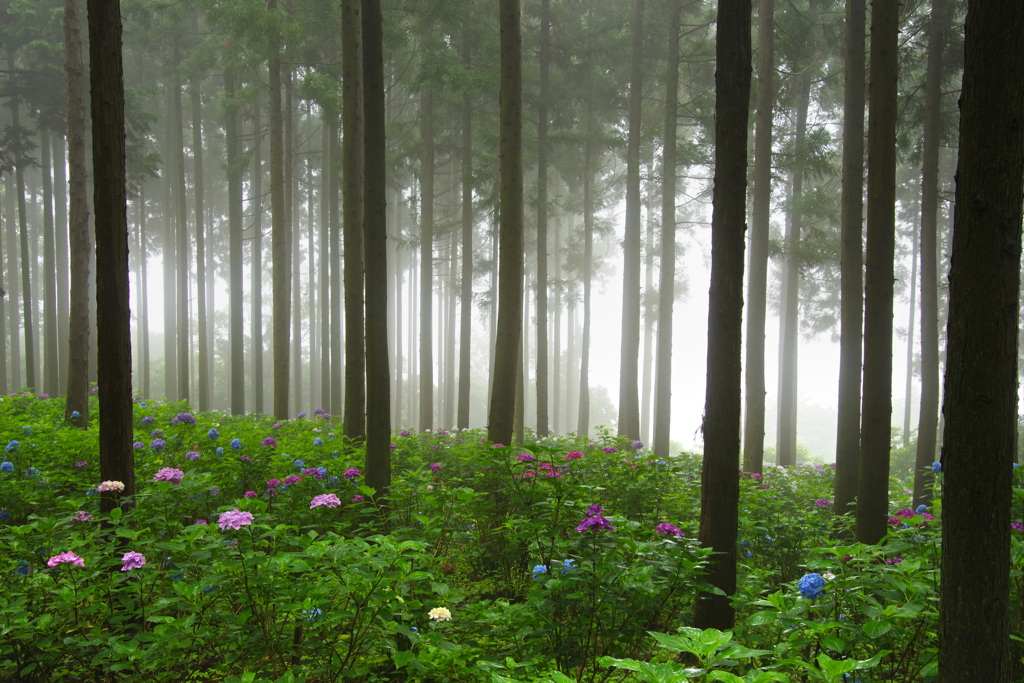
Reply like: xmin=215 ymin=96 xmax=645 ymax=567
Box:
xmin=153 ymin=467 xmax=185 ymax=484
xmin=261 ymin=437 xmax=278 ymax=447
xmin=576 ymin=515 xmax=614 ymax=533
xmin=310 ymin=493 xmax=341 ymax=509
xmin=217 ymin=509 xmax=254 ymax=531
xmin=343 ymin=467 xmax=361 ymax=480
xmin=120 ymin=551 xmax=147 ymax=572
xmin=655 ymin=522 xmax=683 ymax=537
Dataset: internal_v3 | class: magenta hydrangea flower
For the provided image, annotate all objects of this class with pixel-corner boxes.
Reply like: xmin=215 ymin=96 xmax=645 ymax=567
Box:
xmin=47 ymin=551 xmax=84 ymax=568
xmin=429 ymin=462 xmax=442 ymax=474
xmin=243 ymin=491 xmax=257 ymax=498
xmin=71 ymin=511 xmax=93 ymax=522
xmin=400 ymin=429 xmax=411 ymax=437
xmin=194 ymin=519 xmax=208 ymax=525
xmin=261 ymin=437 xmax=278 ymax=447
xmin=343 ymin=467 xmax=361 ymax=480
xmin=577 ymin=515 xmax=614 ymax=533
xmin=153 ymin=467 xmax=185 ymax=484
xmin=186 ymin=451 xmax=200 ymax=461
xmin=814 ymin=499 xmax=831 ymax=507
xmin=266 ymin=478 xmax=282 ymax=488
xmin=217 ymin=509 xmax=254 ymax=531
xmin=655 ymin=522 xmax=683 ymax=537
xmin=310 ymin=493 xmax=341 ymax=509
xmin=120 ymin=551 xmax=147 ymax=571
xmin=586 ymin=503 xmax=604 ymax=516
xmin=351 ymin=494 xmax=365 ymax=503
xmin=283 ymin=475 xmax=302 ymax=486
xmin=517 ymin=453 xmax=535 ymax=462
xmin=564 ymin=451 xmax=584 ymax=460
xmin=74 ymin=461 xmax=87 ymax=468
xmin=601 ymin=446 xmax=617 ymax=454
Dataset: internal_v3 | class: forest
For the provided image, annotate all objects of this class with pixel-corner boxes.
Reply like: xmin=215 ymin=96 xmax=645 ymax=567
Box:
xmin=0 ymin=0 xmax=1023 ymax=681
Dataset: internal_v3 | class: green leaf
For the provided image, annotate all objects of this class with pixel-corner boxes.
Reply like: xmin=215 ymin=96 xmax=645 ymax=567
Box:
xmin=393 ymin=650 xmax=416 ymax=669
xmin=861 ymin=619 xmax=892 ymax=638
xmin=747 ymin=610 xmax=778 ymax=626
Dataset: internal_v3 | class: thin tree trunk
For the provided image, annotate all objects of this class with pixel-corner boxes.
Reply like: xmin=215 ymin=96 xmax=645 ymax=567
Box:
xmin=287 ymin=72 xmax=302 ymax=415
xmin=162 ymin=79 xmax=177 ymax=401
xmin=172 ymin=41 xmax=190 ymax=404
xmin=10 ymin=59 xmax=37 ymax=393
xmin=641 ymin=164 xmax=655 ymax=444
xmin=913 ymin=0 xmax=949 ymax=508
xmin=903 ymin=223 xmax=918 ymax=447
xmin=343 ymin=0 xmax=366 ymax=440
xmin=269 ymin=0 xmax=291 ymax=420
xmin=226 ymin=67 xmax=245 ymax=414
xmin=419 ymin=52 xmax=435 ymax=432
xmin=329 ymin=119 xmax=343 ymax=417
xmin=833 ymin=0 xmax=866 ymax=516
xmin=654 ymin=0 xmax=681 ymax=459
xmin=54 ymin=133 xmax=69 ymax=393
xmin=617 ymin=0 xmax=644 ymax=440
xmin=535 ymin=0 xmax=551 ymax=436
xmin=252 ymin=107 xmax=264 ymax=414
xmin=137 ymin=191 xmax=150 ymax=399
xmin=191 ymin=61 xmax=210 ymax=411
xmin=63 ymin=0 xmax=89 ymax=423
xmin=319 ymin=117 xmax=332 ymax=411
xmin=40 ymin=126 xmax=59 ymax=396
xmin=577 ymin=143 xmax=594 ymax=438
xmin=457 ymin=17 xmax=473 ymax=430
xmin=694 ymin=0 xmax=750 ymax=631
xmin=856 ymin=0 xmax=899 ymax=546
xmin=487 ymin=0 xmax=523 ymax=447
xmin=4 ymin=175 xmax=19 ymax=392
xmin=444 ymin=235 xmax=457 ymax=428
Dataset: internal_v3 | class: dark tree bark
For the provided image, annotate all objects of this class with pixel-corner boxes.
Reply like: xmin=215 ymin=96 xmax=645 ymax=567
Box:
xmin=319 ymin=116 xmax=331 ymax=412
xmin=617 ymin=0 xmax=644 ymax=440
xmin=329 ymin=120 xmax=343 ymax=417
xmin=457 ymin=15 xmax=473 ymax=430
xmin=190 ymin=55 xmax=210 ymax=412
xmin=694 ymin=0 xmax=750 ymax=631
xmin=488 ymin=0 xmax=523 ymax=447
xmin=226 ymin=67 xmax=245 ymax=415
xmin=162 ymin=79 xmax=177 ymax=402
xmin=269 ymin=0 xmax=291 ymax=420
xmin=54 ymin=133 xmax=69 ymax=391
xmin=937 ymin=2 xmax=1023 ymax=679
xmin=362 ymin=0 xmax=391 ymax=499
xmin=855 ymin=0 xmax=898 ymax=546
xmin=171 ymin=42 xmax=190 ymax=403
xmin=742 ymin=0 xmax=774 ymax=474
xmin=913 ymin=0 xmax=950 ymax=508
xmin=654 ymin=0 xmax=681 ymax=460
xmin=64 ymin=0 xmax=90 ymax=426
xmin=833 ymin=0 xmax=866 ymax=516
xmin=136 ymin=191 xmax=150 ymax=400
xmin=87 ymin=0 xmax=135 ymax=511
xmin=343 ymin=0 xmax=366 ymax=442
xmin=4 ymin=175 xmax=19 ymax=392
xmin=535 ymin=0 xmax=551 ymax=437
xmin=904 ymin=224 xmax=918 ymax=448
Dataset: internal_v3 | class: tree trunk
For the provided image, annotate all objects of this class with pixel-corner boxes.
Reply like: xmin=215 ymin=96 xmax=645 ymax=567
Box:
xmin=938 ymin=3 xmax=1023 ymax=679
xmin=319 ymin=115 xmax=331 ymax=411
xmin=654 ymin=0 xmax=681 ymax=460
xmin=4 ymin=175 xmax=19 ymax=392
xmin=54 ymin=133 xmax=70 ymax=393
xmin=329 ymin=119 xmax=343 ymax=417
xmin=137 ymin=191 xmax=150 ymax=399
xmin=40 ymin=127 xmax=59 ymax=397
xmin=10 ymin=58 xmax=37 ymax=393
xmin=776 ymin=72 xmax=810 ymax=467
xmin=226 ymin=66 xmax=245 ymax=414
xmin=343 ymin=0 xmax=366 ymax=441
xmin=903 ymin=224 xmax=918 ymax=448
xmin=694 ymin=0 xmax=750 ymax=631
xmin=577 ymin=143 xmax=594 ymax=438
xmin=172 ymin=43 xmax=190 ymax=404
xmin=63 ymin=0 xmax=90 ymax=423
xmin=162 ymin=79 xmax=177 ymax=402
xmin=444 ymin=235 xmax=457 ymax=428
xmin=641 ymin=166 xmax=655 ymax=444
xmin=252 ymin=107 xmax=264 ymax=414
xmin=419 ymin=42 xmax=435 ymax=432
xmin=617 ymin=0 xmax=644 ymax=440
xmin=534 ymin=0 xmax=551 ymax=436
xmin=269 ymin=0 xmax=291 ymax=420
xmin=88 ymin=0 xmax=135 ymax=512
xmin=487 ymin=0 xmax=523 ymax=447
xmin=287 ymin=73 xmax=301 ymax=416
xmin=457 ymin=16 xmax=473 ymax=430
xmin=362 ymin=0 xmax=391 ymax=500
xmin=913 ymin=0 xmax=949 ymax=509
xmin=855 ymin=0 xmax=899 ymax=546
xmin=191 ymin=60 xmax=210 ymax=411
xmin=833 ymin=0 xmax=866 ymax=516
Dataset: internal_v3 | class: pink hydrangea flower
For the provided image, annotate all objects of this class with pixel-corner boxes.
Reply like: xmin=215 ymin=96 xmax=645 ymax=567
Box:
xmin=71 ymin=511 xmax=93 ymax=522
xmin=517 ymin=453 xmax=535 ymax=462
xmin=97 ymin=480 xmax=125 ymax=493
xmin=217 ymin=509 xmax=254 ymax=531
xmin=429 ymin=462 xmax=442 ymax=473
xmin=283 ymin=475 xmax=302 ymax=486
xmin=310 ymin=493 xmax=341 ymax=509
xmin=243 ymin=491 xmax=257 ymax=498
xmin=120 ymin=551 xmax=147 ymax=571
xmin=564 ymin=451 xmax=584 ymax=460
xmin=343 ymin=467 xmax=361 ymax=480
xmin=351 ymin=494 xmax=365 ymax=503
xmin=153 ymin=467 xmax=185 ymax=484
xmin=47 ymin=551 xmax=84 ymax=568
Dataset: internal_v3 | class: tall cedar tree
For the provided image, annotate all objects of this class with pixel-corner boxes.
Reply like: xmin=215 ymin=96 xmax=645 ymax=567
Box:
xmin=617 ymin=0 xmax=644 ymax=440
xmin=10 ymin=56 xmax=36 ymax=393
xmin=362 ymin=0 xmax=391 ymax=499
xmin=64 ymin=0 xmax=90 ymax=426
xmin=937 ymin=1 xmax=1024 ymax=679
xmin=742 ymin=0 xmax=774 ymax=473
xmin=654 ymin=0 xmax=681 ymax=459
xmin=833 ymin=0 xmax=865 ymax=515
xmin=535 ymin=0 xmax=551 ymax=437
xmin=456 ymin=13 xmax=474 ymax=430
xmin=191 ymin=46 xmax=210 ymax=412
xmin=226 ymin=66 xmax=245 ymax=414
xmin=855 ymin=0 xmax=898 ymax=545
xmin=269 ymin=0 xmax=291 ymax=420
xmin=343 ymin=0 xmax=366 ymax=443
xmin=487 ymin=0 xmax=523 ymax=448
xmin=40 ymin=126 xmax=58 ymax=396
xmin=695 ymin=0 xmax=751 ymax=630
xmin=577 ymin=143 xmax=594 ymax=437
xmin=88 ymin=0 xmax=135 ymax=513
xmin=912 ymin=0 xmax=949 ymax=508
xmin=419 ymin=22 xmax=436 ymax=433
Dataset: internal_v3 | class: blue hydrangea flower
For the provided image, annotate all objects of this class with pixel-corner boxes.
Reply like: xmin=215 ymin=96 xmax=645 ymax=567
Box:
xmin=14 ymin=560 xmax=29 ymax=576
xmin=24 ymin=467 xmax=40 ymax=478
xmin=5 ymin=441 xmax=18 ymax=453
xmin=532 ymin=564 xmax=548 ymax=576
xmin=932 ymin=461 xmax=942 ymax=474
xmin=303 ymin=608 xmax=323 ymax=622
xmin=313 ymin=437 xmax=324 ymax=447
xmin=216 ymin=447 xmax=224 ymax=455
xmin=21 ymin=426 xmax=31 ymax=435
xmin=71 ymin=410 xmax=80 ymax=419
xmin=317 ymin=466 xmax=327 ymax=477
xmin=0 ymin=462 xmax=13 ymax=473
xmin=293 ymin=459 xmax=305 ymax=470
xmin=561 ymin=558 xmax=577 ymax=575
xmin=915 ymin=504 xmax=928 ymax=515
xmin=230 ymin=438 xmax=242 ymax=451
xmin=208 ymin=428 xmax=220 ymax=440
xmin=0 ymin=509 xmax=10 ymax=522
xmin=798 ymin=572 xmax=827 ymax=600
